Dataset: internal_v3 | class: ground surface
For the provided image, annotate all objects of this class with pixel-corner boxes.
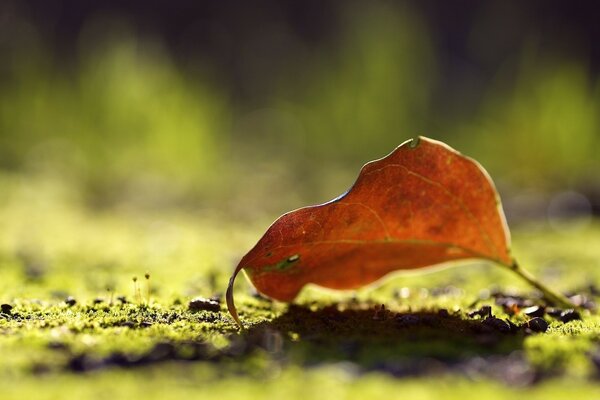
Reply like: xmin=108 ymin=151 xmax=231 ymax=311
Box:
xmin=1 ymin=175 xmax=599 ymax=399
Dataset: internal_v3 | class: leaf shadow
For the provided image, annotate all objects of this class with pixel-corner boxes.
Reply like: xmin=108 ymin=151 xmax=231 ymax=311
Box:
xmin=57 ymin=303 xmax=536 ymax=385
xmin=241 ymin=304 xmax=533 ymax=382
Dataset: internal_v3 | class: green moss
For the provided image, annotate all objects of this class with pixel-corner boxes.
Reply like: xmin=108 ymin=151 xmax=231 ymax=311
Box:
xmin=1 ymin=176 xmax=600 ymax=398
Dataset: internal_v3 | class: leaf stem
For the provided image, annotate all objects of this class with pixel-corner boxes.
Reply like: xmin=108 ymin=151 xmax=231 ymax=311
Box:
xmin=504 ymin=260 xmax=577 ymax=309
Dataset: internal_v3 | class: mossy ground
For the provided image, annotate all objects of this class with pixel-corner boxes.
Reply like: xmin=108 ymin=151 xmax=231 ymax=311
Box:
xmin=1 ymin=175 xmax=599 ymax=399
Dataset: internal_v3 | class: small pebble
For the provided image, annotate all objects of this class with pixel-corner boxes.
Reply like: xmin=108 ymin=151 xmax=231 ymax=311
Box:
xmin=526 ymin=317 xmax=549 ymax=333
xmin=1 ymin=304 xmax=13 ymax=314
xmin=482 ymin=317 xmax=511 ymax=333
xmin=559 ymin=309 xmax=581 ymax=323
xmin=188 ymin=297 xmax=221 ymax=312
xmin=65 ymin=296 xmax=77 ymax=307
xmin=523 ymin=305 xmax=545 ymax=318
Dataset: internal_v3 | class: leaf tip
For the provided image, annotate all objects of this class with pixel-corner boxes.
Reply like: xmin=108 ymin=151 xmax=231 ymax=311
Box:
xmin=226 ymin=267 xmax=244 ymax=329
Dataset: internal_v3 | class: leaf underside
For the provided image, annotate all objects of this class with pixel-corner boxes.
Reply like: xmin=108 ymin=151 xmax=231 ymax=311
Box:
xmin=227 ymin=136 xmax=513 ymax=325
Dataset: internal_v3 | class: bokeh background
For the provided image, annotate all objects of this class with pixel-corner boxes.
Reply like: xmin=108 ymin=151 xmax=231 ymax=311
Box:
xmin=2 ymin=4 xmax=600 ymax=397
xmin=1 ymin=0 xmax=599 ymax=225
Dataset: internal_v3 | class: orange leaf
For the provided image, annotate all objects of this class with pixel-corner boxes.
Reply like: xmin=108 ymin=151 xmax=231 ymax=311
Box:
xmin=227 ymin=137 xmax=515 ymax=325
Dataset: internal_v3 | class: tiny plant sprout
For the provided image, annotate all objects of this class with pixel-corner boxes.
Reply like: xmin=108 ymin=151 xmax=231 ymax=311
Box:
xmin=132 ymin=276 xmax=141 ymax=304
xmin=106 ymin=286 xmax=114 ymax=305
xmin=144 ymin=272 xmax=151 ymax=304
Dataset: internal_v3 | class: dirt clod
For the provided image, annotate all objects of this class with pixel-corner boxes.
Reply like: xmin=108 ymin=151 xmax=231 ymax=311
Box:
xmin=65 ymin=296 xmax=77 ymax=307
xmin=189 ymin=297 xmax=221 ymax=312
xmin=1 ymin=304 xmax=13 ymax=314
xmin=469 ymin=305 xmax=492 ymax=318
xmin=523 ymin=306 xmax=545 ymax=318
xmin=558 ymin=309 xmax=581 ymax=323
xmin=526 ymin=318 xmax=549 ymax=333
xmin=482 ymin=317 xmax=511 ymax=333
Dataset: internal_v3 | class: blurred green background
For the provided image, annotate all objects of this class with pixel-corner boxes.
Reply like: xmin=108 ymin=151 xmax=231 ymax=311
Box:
xmin=1 ymin=3 xmax=600 ymax=398
xmin=1 ymin=0 xmax=599 ymax=221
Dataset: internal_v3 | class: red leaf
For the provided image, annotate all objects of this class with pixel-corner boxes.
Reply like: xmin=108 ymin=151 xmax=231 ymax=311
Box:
xmin=227 ymin=137 xmax=514 ymax=325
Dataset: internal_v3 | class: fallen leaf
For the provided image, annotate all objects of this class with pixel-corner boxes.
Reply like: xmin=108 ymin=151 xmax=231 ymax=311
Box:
xmin=227 ymin=136 xmax=573 ymax=327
